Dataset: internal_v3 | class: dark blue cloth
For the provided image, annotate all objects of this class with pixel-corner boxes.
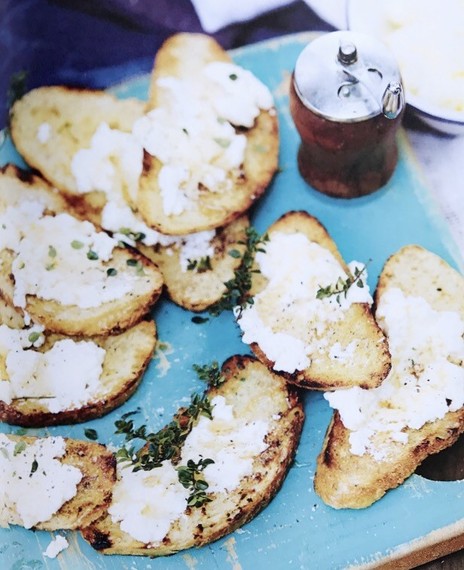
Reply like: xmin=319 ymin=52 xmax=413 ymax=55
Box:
xmin=0 ymin=0 xmax=334 ymax=127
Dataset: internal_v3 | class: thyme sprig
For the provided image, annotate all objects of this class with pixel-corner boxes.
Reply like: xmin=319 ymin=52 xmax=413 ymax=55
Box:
xmin=316 ymin=263 xmax=368 ymax=305
xmin=193 ymin=361 xmax=225 ymax=388
xmin=208 ymin=227 xmax=269 ymax=316
xmin=114 ymin=393 xmax=213 ymax=472
xmin=177 ymin=458 xmax=214 ymax=507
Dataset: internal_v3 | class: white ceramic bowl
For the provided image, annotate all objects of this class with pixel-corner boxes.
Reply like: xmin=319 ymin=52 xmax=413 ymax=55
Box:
xmin=347 ymin=0 xmax=464 ymax=135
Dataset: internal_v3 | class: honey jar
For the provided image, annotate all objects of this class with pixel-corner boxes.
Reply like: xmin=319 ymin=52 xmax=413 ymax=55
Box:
xmin=289 ymin=31 xmax=404 ymax=198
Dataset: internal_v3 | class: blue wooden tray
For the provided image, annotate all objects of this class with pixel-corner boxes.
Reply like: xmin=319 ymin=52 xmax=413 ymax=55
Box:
xmin=1 ymin=32 xmax=463 ymax=570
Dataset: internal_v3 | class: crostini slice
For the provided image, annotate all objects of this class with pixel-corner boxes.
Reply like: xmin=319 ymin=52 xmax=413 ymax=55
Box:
xmin=235 ymin=210 xmax=391 ymax=390
xmin=81 ymin=354 xmax=304 ymax=556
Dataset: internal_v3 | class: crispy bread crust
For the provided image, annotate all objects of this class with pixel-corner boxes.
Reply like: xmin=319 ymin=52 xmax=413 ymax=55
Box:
xmin=0 ymin=320 xmax=157 ymax=427
xmin=245 ymin=210 xmax=391 ymax=390
xmin=81 ymin=355 xmax=304 ymax=556
xmin=136 ymin=33 xmax=279 ymax=235
xmin=314 ymin=245 xmax=464 ymax=509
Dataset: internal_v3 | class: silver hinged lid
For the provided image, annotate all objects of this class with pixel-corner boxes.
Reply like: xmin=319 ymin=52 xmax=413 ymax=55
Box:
xmin=293 ymin=31 xmax=404 ymax=122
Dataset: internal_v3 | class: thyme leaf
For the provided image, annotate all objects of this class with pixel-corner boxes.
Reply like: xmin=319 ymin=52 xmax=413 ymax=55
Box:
xmin=208 ymin=227 xmax=269 ymax=316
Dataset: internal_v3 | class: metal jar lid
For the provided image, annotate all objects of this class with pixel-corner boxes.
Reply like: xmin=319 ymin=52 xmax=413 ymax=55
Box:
xmin=293 ymin=31 xmax=404 ymax=122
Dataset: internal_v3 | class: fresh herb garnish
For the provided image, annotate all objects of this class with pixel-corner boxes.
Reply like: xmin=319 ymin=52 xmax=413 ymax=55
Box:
xmin=229 ymin=73 xmax=238 ymax=81
xmin=87 ymin=249 xmax=99 ymax=261
xmin=208 ymin=227 xmax=269 ymax=316
xmin=213 ymin=137 xmax=231 ymax=148
xmin=28 ymin=331 xmax=42 ymax=345
xmin=177 ymin=458 xmax=214 ymax=507
xmin=84 ymin=428 xmax=98 ymax=441
xmin=126 ymin=258 xmax=145 ymax=275
xmin=114 ymin=393 xmax=212 ymax=472
xmin=187 ymin=256 xmax=212 ymax=273
xmin=30 ymin=459 xmax=38 ymax=476
xmin=193 ymin=361 xmax=225 ymax=388
xmin=106 ymin=267 xmax=117 ymax=277
xmin=45 ymin=244 xmax=57 ymax=270
xmin=13 ymin=441 xmax=26 ymax=456
xmin=316 ymin=264 xmax=368 ymax=305
xmin=119 ymin=228 xmax=146 ymax=243
xmin=71 ymin=240 xmax=84 ymax=250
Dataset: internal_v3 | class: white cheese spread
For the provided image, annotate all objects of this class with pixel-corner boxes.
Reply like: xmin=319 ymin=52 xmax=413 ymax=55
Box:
xmin=0 ymin=324 xmax=105 ymax=413
xmin=71 ymin=122 xmax=143 ymax=204
xmin=7 ymin=209 xmax=134 ymax=309
xmin=0 ymin=435 xmax=82 ymax=529
xmin=236 ymin=232 xmax=372 ymax=373
xmin=324 ymin=288 xmax=464 ymax=460
xmin=181 ymin=395 xmax=269 ymax=493
xmin=108 ymin=460 xmax=189 ymax=544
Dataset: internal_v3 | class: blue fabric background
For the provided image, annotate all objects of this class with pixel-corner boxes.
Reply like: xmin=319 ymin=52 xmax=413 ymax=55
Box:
xmin=0 ymin=0 xmax=334 ymax=127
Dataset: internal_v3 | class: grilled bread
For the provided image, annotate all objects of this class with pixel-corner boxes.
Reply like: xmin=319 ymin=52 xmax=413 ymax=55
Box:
xmin=236 ymin=210 xmax=391 ymax=390
xmin=139 ymin=215 xmax=249 ymax=311
xmin=81 ymin=354 xmax=304 ymax=556
xmin=314 ymin=245 xmax=464 ymax=508
xmin=136 ymin=33 xmax=279 ymax=235
xmin=0 ymin=315 xmax=157 ymax=427
xmin=9 ymin=86 xmax=145 ymax=201
xmin=0 ymin=166 xmax=163 ymax=336
xmin=1 ymin=434 xmax=116 ymax=530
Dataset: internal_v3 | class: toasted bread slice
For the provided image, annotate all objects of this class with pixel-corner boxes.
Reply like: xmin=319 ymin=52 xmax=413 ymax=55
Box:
xmin=0 ymin=167 xmax=164 ymax=336
xmin=314 ymin=245 xmax=464 ymax=509
xmin=81 ymin=354 xmax=304 ymax=556
xmin=0 ymin=248 xmax=162 ymax=336
xmin=1 ymin=434 xmax=116 ymax=530
xmin=136 ymin=33 xmax=279 ymax=235
xmin=0 ymin=318 xmax=157 ymax=427
xmin=139 ymin=215 xmax=249 ymax=311
xmin=236 ymin=211 xmax=390 ymax=390
xmin=9 ymin=86 xmax=145 ymax=200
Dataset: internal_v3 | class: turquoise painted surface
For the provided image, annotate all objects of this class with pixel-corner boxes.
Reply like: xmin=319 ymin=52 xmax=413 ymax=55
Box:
xmin=0 ymin=32 xmax=463 ymax=570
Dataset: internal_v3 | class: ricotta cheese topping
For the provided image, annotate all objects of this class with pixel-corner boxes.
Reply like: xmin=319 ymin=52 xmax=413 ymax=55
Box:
xmin=324 ymin=288 xmax=464 ymax=460
xmin=181 ymin=395 xmax=269 ymax=493
xmin=236 ymin=232 xmax=372 ymax=373
xmin=108 ymin=460 xmax=190 ymax=545
xmin=132 ymin=61 xmax=273 ymax=216
xmin=0 ymin=324 xmax=105 ymax=413
xmin=71 ymin=122 xmax=143 ymax=204
xmin=0 ymin=435 xmax=82 ymax=529
xmin=4 ymin=206 xmax=134 ymax=309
